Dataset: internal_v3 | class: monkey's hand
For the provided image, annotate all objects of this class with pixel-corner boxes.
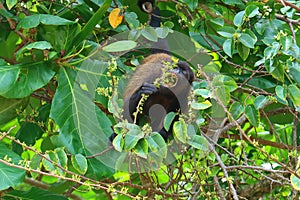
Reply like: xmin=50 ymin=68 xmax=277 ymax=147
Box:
xmin=128 ymin=82 xmax=158 ymax=114
xmin=131 ymin=82 xmax=158 ymax=102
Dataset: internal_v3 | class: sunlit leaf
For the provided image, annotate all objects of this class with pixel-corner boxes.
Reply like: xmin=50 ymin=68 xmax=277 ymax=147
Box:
xmin=173 ymin=118 xmax=188 ymax=143
xmin=71 ymin=154 xmax=88 ymax=175
xmin=191 ymin=100 xmax=212 ymax=110
xmin=254 ymin=95 xmax=268 ymax=110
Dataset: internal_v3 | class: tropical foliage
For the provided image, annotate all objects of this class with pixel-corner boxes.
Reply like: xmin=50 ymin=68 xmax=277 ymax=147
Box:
xmin=0 ymin=0 xmax=300 ymax=199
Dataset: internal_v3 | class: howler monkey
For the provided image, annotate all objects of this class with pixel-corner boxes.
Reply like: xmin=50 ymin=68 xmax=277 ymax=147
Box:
xmin=122 ymin=53 xmax=194 ymax=141
xmin=110 ymin=0 xmax=195 ymax=142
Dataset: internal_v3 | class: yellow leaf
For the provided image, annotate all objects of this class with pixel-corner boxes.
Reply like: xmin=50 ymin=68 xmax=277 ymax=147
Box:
xmin=109 ymin=8 xmax=124 ymax=29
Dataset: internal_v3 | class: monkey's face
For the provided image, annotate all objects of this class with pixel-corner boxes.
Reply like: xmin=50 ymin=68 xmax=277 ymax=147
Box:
xmin=160 ymin=60 xmax=194 ymax=94
xmin=176 ymin=61 xmax=195 ymax=84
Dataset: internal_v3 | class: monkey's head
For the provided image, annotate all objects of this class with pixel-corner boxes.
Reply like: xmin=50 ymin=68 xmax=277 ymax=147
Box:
xmin=174 ymin=60 xmax=195 ymax=84
xmin=159 ymin=59 xmax=195 ymax=92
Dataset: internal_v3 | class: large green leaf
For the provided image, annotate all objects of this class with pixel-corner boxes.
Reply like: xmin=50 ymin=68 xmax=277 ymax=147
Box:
xmin=0 ymin=142 xmax=25 ymax=190
xmin=17 ymin=14 xmax=75 ymax=29
xmin=49 ymin=64 xmax=114 ymax=176
xmin=0 ymin=96 xmax=29 ymax=125
xmin=0 ymin=62 xmax=55 ymax=98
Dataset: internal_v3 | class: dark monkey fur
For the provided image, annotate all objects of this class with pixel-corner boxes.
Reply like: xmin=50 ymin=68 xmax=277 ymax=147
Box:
xmin=119 ymin=53 xmax=194 ymax=141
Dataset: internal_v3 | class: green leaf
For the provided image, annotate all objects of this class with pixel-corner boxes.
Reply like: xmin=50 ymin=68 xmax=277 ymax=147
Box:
xmin=187 ymin=135 xmax=209 ymax=151
xmin=103 ymin=40 xmax=137 ymax=52
xmin=147 ymin=132 xmax=167 ymax=158
xmin=55 ymin=148 xmax=68 ymax=169
xmin=17 ymin=14 xmax=75 ymax=29
xmin=245 ymin=104 xmax=260 ymax=127
xmin=194 ymin=89 xmax=211 ymax=98
xmin=133 ymin=139 xmax=148 ymax=159
xmin=0 ymin=62 xmax=55 ymax=98
xmin=223 ymin=76 xmax=238 ymax=92
xmin=223 ymin=38 xmax=234 ymax=57
xmin=108 ymin=93 xmax=123 ymax=116
xmin=215 ymin=85 xmax=230 ymax=105
xmin=191 ymin=100 xmax=212 ymax=110
xmin=164 ymin=112 xmax=176 ymax=132
xmin=265 ymin=59 xmax=284 ymax=82
xmin=124 ymin=129 xmax=144 ymax=150
xmin=71 ymin=154 xmax=88 ymax=175
xmin=217 ymin=26 xmax=235 ymax=38
xmin=173 ymin=118 xmax=188 ymax=143
xmin=212 ymin=75 xmax=234 ymax=105
xmin=288 ymin=62 xmax=300 ymax=84
xmin=0 ymin=96 xmax=29 ymax=125
xmin=245 ymin=5 xmax=260 ymax=18
xmin=16 ymin=41 xmax=52 ymax=61
xmin=156 ymin=27 xmax=170 ymax=39
xmin=141 ymin=26 xmax=158 ymax=42
xmin=239 ymin=33 xmax=256 ymax=48
xmin=229 ymin=102 xmax=244 ymax=120
xmin=233 ymin=11 xmax=245 ymax=26
xmin=112 ymin=133 xmax=124 ymax=152
xmin=237 ymin=42 xmax=250 ymax=61
xmin=128 ymin=29 xmax=141 ymax=41
xmin=50 ymin=67 xmax=113 ymax=158
xmin=281 ymin=35 xmax=293 ymax=51
xmin=288 ymin=84 xmax=300 ymax=107
xmin=210 ymin=18 xmax=224 ymax=26
xmin=0 ymin=142 xmax=25 ymax=190
xmin=275 ymin=85 xmax=288 ymax=105
xmin=254 ymin=95 xmax=268 ymax=110
xmin=124 ymin=12 xmax=139 ymax=29
xmin=6 ymin=0 xmax=18 ymax=10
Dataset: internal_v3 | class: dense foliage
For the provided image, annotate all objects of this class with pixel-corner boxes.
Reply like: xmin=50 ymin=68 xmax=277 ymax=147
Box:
xmin=0 ymin=0 xmax=300 ymax=199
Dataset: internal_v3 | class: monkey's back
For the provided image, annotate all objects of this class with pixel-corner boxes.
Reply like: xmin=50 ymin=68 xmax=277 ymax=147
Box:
xmin=124 ymin=53 xmax=172 ymax=98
